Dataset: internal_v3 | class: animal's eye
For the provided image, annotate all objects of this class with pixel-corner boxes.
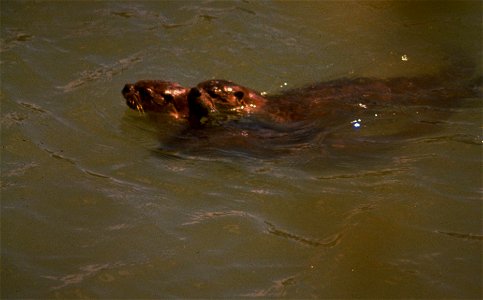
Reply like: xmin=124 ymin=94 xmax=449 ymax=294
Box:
xmin=163 ymin=94 xmax=174 ymax=102
xmin=140 ymin=88 xmax=153 ymax=98
xmin=234 ymin=91 xmax=244 ymax=100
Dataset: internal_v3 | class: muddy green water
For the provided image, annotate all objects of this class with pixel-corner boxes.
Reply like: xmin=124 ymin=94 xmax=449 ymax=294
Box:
xmin=1 ymin=1 xmax=482 ymax=298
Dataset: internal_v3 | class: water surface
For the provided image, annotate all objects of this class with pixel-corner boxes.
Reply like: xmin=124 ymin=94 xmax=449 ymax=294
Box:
xmin=1 ymin=1 xmax=481 ymax=298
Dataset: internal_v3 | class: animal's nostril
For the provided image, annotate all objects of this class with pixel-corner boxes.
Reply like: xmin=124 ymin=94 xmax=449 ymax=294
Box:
xmin=122 ymin=84 xmax=134 ymax=95
xmin=126 ymin=99 xmax=136 ymax=109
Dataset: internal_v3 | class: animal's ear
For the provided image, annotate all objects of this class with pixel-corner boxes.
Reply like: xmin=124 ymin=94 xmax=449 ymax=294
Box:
xmin=234 ymin=91 xmax=244 ymax=100
xmin=188 ymin=88 xmax=211 ymax=114
xmin=188 ymin=88 xmax=207 ymax=128
xmin=188 ymin=87 xmax=202 ymax=100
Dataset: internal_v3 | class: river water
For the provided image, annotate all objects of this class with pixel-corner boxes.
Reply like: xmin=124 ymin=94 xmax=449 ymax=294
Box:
xmin=1 ymin=1 xmax=481 ymax=298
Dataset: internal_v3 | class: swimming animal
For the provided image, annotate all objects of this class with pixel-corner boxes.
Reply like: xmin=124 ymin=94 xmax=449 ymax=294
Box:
xmin=122 ymin=70 xmax=479 ymax=158
xmin=123 ymin=73 xmax=478 ymax=127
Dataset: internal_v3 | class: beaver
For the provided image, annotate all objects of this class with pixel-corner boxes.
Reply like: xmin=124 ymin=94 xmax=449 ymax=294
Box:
xmin=122 ymin=72 xmax=480 ymax=159
xmin=122 ymin=73 xmax=478 ymax=129
xmin=122 ymin=80 xmax=189 ymax=119
xmin=184 ymin=76 xmax=477 ymax=127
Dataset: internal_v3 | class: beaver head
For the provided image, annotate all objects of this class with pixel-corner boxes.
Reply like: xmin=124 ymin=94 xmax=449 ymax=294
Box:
xmin=122 ymin=80 xmax=189 ymax=119
xmin=186 ymin=80 xmax=268 ymax=127
xmin=196 ymin=80 xmax=267 ymax=114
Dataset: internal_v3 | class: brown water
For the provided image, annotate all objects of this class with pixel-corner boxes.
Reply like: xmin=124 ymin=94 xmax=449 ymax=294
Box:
xmin=1 ymin=1 xmax=481 ymax=298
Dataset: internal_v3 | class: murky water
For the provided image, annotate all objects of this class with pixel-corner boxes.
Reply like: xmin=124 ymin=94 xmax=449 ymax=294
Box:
xmin=1 ymin=1 xmax=481 ymax=298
